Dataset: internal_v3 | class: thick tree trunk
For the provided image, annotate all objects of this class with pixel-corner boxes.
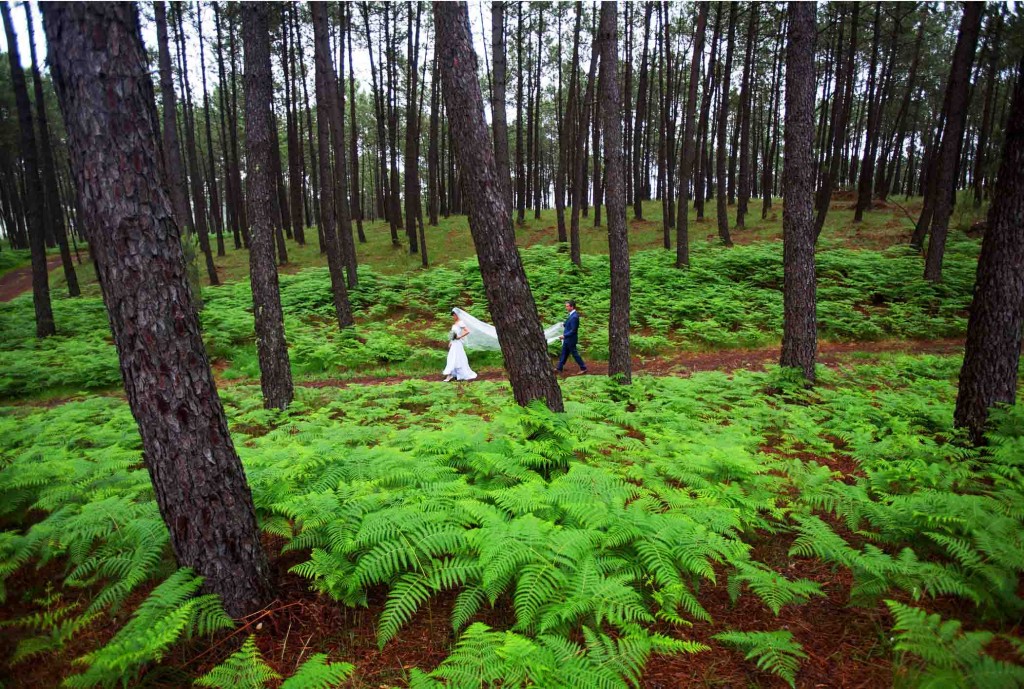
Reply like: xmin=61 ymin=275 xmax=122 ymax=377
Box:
xmin=434 ymin=1 xmax=564 ymax=413
xmin=716 ymin=3 xmax=737 ymax=246
xmin=780 ymin=1 xmax=817 ymax=383
xmin=311 ymin=2 xmax=355 ymax=327
xmin=243 ymin=3 xmax=294 ymax=411
xmin=25 ymin=7 xmax=78 ymax=296
xmin=43 ymin=1 xmax=272 ymax=617
xmin=924 ymin=3 xmax=983 ymax=282
xmin=599 ymin=2 xmax=630 ymax=384
xmin=675 ymin=2 xmax=706 ymax=269
xmin=954 ymin=54 xmax=1024 ymax=444
xmin=2 ymin=1 xmax=54 ymax=337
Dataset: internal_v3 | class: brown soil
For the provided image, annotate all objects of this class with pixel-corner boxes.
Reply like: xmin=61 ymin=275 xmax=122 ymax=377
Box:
xmin=298 ymin=338 xmax=965 ymax=392
xmin=0 ymin=254 xmax=63 ymax=303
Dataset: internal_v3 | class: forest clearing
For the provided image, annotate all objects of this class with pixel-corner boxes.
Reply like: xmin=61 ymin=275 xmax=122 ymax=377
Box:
xmin=1 ymin=1 xmax=1023 ymax=688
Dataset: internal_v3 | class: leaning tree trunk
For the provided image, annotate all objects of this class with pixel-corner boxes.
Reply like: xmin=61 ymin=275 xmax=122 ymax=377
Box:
xmin=42 ymin=1 xmax=272 ymax=617
xmin=2 ymin=1 xmax=54 ymax=337
xmin=780 ymin=1 xmax=817 ymax=383
xmin=310 ymin=2 xmax=355 ymax=328
xmin=924 ymin=3 xmax=983 ymax=282
xmin=954 ymin=54 xmax=1024 ymax=445
xmin=675 ymin=1 xmax=707 ymax=268
xmin=243 ymin=2 xmax=294 ymax=411
xmin=434 ymin=1 xmax=564 ymax=413
xmin=599 ymin=2 xmax=631 ymax=384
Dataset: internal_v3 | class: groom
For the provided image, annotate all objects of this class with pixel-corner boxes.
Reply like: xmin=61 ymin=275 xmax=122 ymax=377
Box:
xmin=557 ymin=300 xmax=588 ymax=374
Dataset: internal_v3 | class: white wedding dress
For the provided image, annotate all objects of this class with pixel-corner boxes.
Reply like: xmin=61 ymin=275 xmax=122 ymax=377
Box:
xmin=443 ymin=320 xmax=478 ymax=380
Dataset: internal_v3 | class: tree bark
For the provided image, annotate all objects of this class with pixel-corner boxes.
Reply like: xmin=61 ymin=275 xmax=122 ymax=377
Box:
xmin=434 ymin=1 xmax=564 ymax=413
xmin=954 ymin=53 xmax=1024 ymax=444
xmin=428 ymin=50 xmax=441 ymax=226
xmin=780 ymin=1 xmax=817 ymax=383
xmin=311 ymin=2 xmax=355 ymax=327
xmin=330 ymin=3 xmax=358 ymax=285
xmin=854 ymin=3 xmax=883 ymax=222
xmin=281 ymin=6 xmax=305 ymax=246
xmin=2 ymin=1 xmax=54 ymax=336
xmin=515 ymin=3 xmax=526 ymax=225
xmin=345 ymin=5 xmax=364 ymax=243
xmin=213 ymin=4 xmax=241 ymax=250
xmin=599 ymin=2 xmax=630 ymax=384
xmin=570 ymin=42 xmax=599 ymax=267
xmin=43 ymin=1 xmax=272 ymax=617
xmin=404 ymin=2 xmax=425 ymax=266
xmin=242 ymin=2 xmax=294 ymax=411
xmin=924 ymin=3 xmax=983 ymax=282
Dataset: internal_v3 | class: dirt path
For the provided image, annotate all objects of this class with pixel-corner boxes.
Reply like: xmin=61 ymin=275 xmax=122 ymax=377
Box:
xmin=0 ymin=255 xmax=63 ymax=303
xmin=297 ymin=337 xmax=965 ymax=390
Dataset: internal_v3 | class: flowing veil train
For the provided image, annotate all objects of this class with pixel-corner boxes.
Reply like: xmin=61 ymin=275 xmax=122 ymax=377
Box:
xmin=452 ymin=308 xmax=564 ymax=351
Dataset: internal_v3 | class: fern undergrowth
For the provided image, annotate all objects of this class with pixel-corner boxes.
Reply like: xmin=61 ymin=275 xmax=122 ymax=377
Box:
xmin=1 ymin=353 xmax=1023 ymax=687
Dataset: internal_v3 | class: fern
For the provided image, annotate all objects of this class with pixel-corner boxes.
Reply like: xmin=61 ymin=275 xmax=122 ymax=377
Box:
xmin=714 ymin=629 xmax=808 ymax=688
xmin=195 ymin=636 xmax=280 ymax=689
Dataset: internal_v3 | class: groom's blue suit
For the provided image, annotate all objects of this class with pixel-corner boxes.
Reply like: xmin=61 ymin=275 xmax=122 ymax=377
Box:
xmin=557 ymin=310 xmax=587 ymax=372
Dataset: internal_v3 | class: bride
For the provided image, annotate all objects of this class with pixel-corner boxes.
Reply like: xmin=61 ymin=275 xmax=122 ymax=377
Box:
xmin=443 ymin=309 xmax=478 ymax=382
xmin=442 ymin=307 xmax=566 ymax=382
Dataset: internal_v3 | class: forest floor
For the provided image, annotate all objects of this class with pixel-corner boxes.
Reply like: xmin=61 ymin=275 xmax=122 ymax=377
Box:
xmin=1 ymin=200 xmax=1014 ymax=689
xmin=0 ymin=253 xmax=62 ymax=302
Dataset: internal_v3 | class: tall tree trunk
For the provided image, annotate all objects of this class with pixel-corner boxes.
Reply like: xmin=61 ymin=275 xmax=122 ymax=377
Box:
xmin=815 ymin=2 xmax=858 ymax=237
xmin=319 ymin=2 xmax=357 ymax=286
xmin=570 ymin=43 xmax=599 ymax=267
xmin=954 ymin=54 xmax=1024 ymax=443
xmin=227 ymin=10 xmax=248 ymax=248
xmin=736 ymin=4 xmax=758 ymax=229
xmin=311 ymin=2 xmax=355 ymax=326
xmin=924 ymin=3 xmax=983 ymax=282
xmin=281 ymin=6 xmax=304 ymax=246
xmin=404 ymin=2 xmax=424 ymax=265
xmin=632 ymin=3 xmax=653 ymax=220
xmin=972 ymin=12 xmax=1002 ymax=208
xmin=384 ymin=6 xmax=405 ymax=240
xmin=599 ymin=2 xmax=630 ymax=384
xmin=780 ymin=0 xmax=817 ymax=383
xmin=428 ymin=50 xmax=441 ymax=226
xmin=213 ymin=4 xmax=241 ymax=250
xmin=154 ymin=1 xmax=194 ymax=237
xmin=534 ymin=9 xmax=544 ymax=221
xmin=675 ymin=2 xmax=707 ymax=268
xmin=696 ymin=5 xmax=722 ymax=221
xmin=173 ymin=4 xmax=219 ymax=285
xmin=197 ymin=6 xmax=226 ymax=256
xmin=345 ymin=5 xmax=364 ymax=243
xmin=661 ymin=2 xmax=675 ymax=245
xmin=243 ymin=2 xmax=294 ymax=410
xmin=293 ymin=5 xmax=321 ymax=239
xmin=515 ymin=3 xmax=526 ymax=224
xmin=854 ymin=3 xmax=883 ymax=222
xmin=434 ymin=1 xmax=564 ymax=413
xmin=716 ymin=3 xmax=737 ymax=246
xmin=362 ymin=6 xmax=396 ymax=243
xmin=2 ymin=1 xmax=54 ymax=336
xmin=25 ymin=7 xmax=78 ymax=296
xmin=43 ymin=1 xmax=272 ymax=617
xmin=763 ymin=16 xmax=784 ymax=219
